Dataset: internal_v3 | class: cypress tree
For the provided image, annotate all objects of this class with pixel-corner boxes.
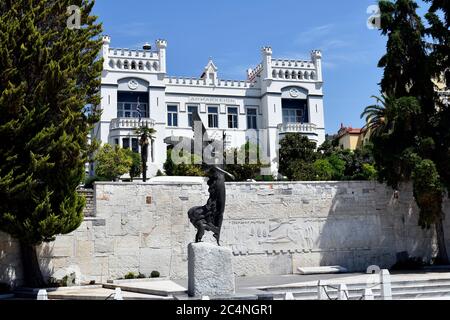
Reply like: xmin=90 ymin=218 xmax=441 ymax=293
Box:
xmin=0 ymin=0 xmax=102 ymax=287
xmin=425 ymin=0 xmax=449 ymax=85
xmin=368 ymin=0 xmax=449 ymax=262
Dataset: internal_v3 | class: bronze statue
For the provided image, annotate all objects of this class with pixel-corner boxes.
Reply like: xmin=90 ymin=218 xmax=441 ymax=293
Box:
xmin=183 ymin=111 xmax=234 ymax=245
xmin=188 ymin=166 xmax=234 ymax=245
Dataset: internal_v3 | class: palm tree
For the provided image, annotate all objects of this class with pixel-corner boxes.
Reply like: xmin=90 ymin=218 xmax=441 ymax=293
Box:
xmin=361 ymin=93 xmax=396 ymax=139
xmin=135 ymin=126 xmax=156 ymax=182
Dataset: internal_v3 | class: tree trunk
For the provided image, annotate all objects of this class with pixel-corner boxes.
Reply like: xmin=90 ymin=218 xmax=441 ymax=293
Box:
xmin=435 ymin=218 xmax=449 ymax=264
xmin=142 ymin=164 xmax=147 ymax=182
xmin=20 ymin=242 xmax=46 ymax=288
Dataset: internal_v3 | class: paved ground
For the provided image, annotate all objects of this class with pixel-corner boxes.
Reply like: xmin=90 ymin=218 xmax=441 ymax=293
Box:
xmin=173 ymin=273 xmax=364 ymax=290
xmin=237 ymin=271 xmax=450 ymax=289
xmin=8 ymin=270 xmax=450 ymax=300
xmin=47 ymin=288 xmax=173 ymax=300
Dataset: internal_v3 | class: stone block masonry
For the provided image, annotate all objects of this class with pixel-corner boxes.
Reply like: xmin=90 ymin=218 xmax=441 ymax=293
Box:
xmin=1 ymin=181 xmax=449 ymax=287
xmin=188 ymin=242 xmax=235 ymax=297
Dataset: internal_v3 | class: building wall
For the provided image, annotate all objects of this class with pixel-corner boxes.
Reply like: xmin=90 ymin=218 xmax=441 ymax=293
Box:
xmin=338 ymin=134 xmax=362 ymax=151
xmin=93 ymin=38 xmax=326 ymax=177
xmin=1 ymin=181 xmax=449 ymax=287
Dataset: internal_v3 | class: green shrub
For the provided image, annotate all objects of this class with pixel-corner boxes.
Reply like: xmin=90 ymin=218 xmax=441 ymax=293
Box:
xmin=124 ymin=272 xmax=137 ymax=279
xmin=312 ymin=159 xmax=334 ymax=181
xmin=47 ymin=277 xmax=62 ymax=288
xmin=150 ymin=271 xmax=160 ymax=278
xmin=291 ymin=162 xmax=316 ymax=181
xmin=279 ymin=134 xmax=318 ymax=179
xmin=362 ymin=163 xmax=378 ymax=180
xmin=58 ymin=274 xmax=76 ymax=287
xmin=164 ymin=149 xmax=204 ymax=177
xmin=327 ymin=154 xmax=346 ymax=180
xmin=83 ymin=175 xmax=110 ymax=188
xmin=412 ymin=159 xmax=444 ymax=228
xmin=137 ymin=273 xmax=146 ymax=279
xmin=254 ymin=175 xmax=275 ymax=182
xmin=94 ymin=144 xmax=133 ymax=180
xmin=124 ymin=149 xmax=142 ymax=181
xmin=224 ymin=142 xmax=268 ymax=181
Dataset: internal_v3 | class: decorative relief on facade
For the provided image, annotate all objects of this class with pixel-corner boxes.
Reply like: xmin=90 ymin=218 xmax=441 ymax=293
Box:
xmin=128 ymin=79 xmax=139 ymax=90
xmin=289 ymin=88 xmax=300 ymax=98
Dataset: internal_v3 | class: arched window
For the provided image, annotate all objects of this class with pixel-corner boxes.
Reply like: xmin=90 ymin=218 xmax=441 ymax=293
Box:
xmin=153 ymin=62 xmax=159 ymax=71
xmin=116 ymin=60 xmax=122 ymax=69
xmin=272 ymin=69 xmax=277 ymax=78
xmin=285 ymin=70 xmax=290 ymax=79
xmin=138 ymin=61 xmax=144 ymax=70
xmin=291 ymin=71 xmax=298 ymax=79
xmin=310 ymin=71 xmax=316 ymax=80
xmin=304 ymin=71 xmax=309 ymax=80
xmin=146 ymin=61 xmax=151 ymax=70
xmin=131 ymin=61 xmax=136 ymax=70
xmin=124 ymin=60 xmax=129 ymax=69
xmin=298 ymin=71 xmax=303 ymax=79
xmin=278 ymin=70 xmax=283 ymax=78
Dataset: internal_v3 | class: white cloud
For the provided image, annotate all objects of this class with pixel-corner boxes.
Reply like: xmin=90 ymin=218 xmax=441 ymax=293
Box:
xmin=294 ymin=24 xmax=335 ymax=46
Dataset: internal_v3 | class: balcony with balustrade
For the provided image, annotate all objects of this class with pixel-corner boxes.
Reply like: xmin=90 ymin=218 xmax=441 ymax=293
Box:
xmin=277 ymin=122 xmax=319 ymax=142
xmin=110 ymin=118 xmax=156 ymax=131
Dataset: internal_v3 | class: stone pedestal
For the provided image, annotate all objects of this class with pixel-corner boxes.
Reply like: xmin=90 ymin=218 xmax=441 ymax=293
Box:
xmin=188 ymin=242 xmax=235 ymax=297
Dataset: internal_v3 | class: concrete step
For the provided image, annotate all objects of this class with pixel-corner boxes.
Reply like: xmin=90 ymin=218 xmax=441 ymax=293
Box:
xmin=13 ymin=285 xmax=104 ymax=299
xmin=273 ymin=289 xmax=450 ymax=300
xmin=393 ymin=290 xmax=450 ymax=300
xmin=102 ymin=280 xmax=187 ymax=297
xmin=265 ymin=278 xmax=450 ymax=300
xmin=47 ymin=290 xmax=173 ymax=300
xmin=297 ymin=266 xmax=348 ymax=275
xmin=267 ymin=282 xmax=450 ymax=296
xmin=263 ymin=278 xmax=450 ymax=293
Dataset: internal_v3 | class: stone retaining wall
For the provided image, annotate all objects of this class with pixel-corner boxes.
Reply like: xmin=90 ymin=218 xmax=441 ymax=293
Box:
xmin=1 ymin=181 xmax=449 ymax=287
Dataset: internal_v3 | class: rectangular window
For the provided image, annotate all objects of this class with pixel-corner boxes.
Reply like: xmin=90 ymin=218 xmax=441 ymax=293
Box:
xmin=208 ymin=106 xmax=219 ymax=128
xmin=227 ymin=107 xmax=238 ymax=129
xmin=117 ymin=102 xmax=148 ymax=118
xmin=122 ymin=138 xmax=130 ymax=149
xmin=114 ymin=138 xmax=119 ymax=146
xmin=246 ymin=108 xmax=257 ymax=129
xmin=117 ymin=91 xmax=149 ymax=119
xmin=187 ymin=105 xmax=199 ymax=128
xmin=132 ymin=138 xmax=139 ymax=153
xmin=167 ymin=105 xmax=178 ymax=127
xmin=281 ymin=99 xmax=308 ymax=123
xmin=282 ymin=109 xmax=304 ymax=123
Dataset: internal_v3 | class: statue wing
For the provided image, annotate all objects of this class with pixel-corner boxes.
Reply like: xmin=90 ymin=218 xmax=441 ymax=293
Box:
xmin=192 ymin=110 xmax=210 ymax=143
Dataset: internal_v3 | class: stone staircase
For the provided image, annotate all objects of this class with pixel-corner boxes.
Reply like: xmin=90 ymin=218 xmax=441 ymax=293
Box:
xmin=262 ymin=277 xmax=450 ymax=300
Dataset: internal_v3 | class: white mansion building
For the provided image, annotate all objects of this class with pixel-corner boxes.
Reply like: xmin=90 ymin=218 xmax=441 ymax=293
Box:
xmin=92 ymin=36 xmax=326 ymax=177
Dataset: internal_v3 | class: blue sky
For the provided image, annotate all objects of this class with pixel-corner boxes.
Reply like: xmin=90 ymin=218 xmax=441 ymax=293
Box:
xmin=93 ymin=0 xmax=430 ymax=134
